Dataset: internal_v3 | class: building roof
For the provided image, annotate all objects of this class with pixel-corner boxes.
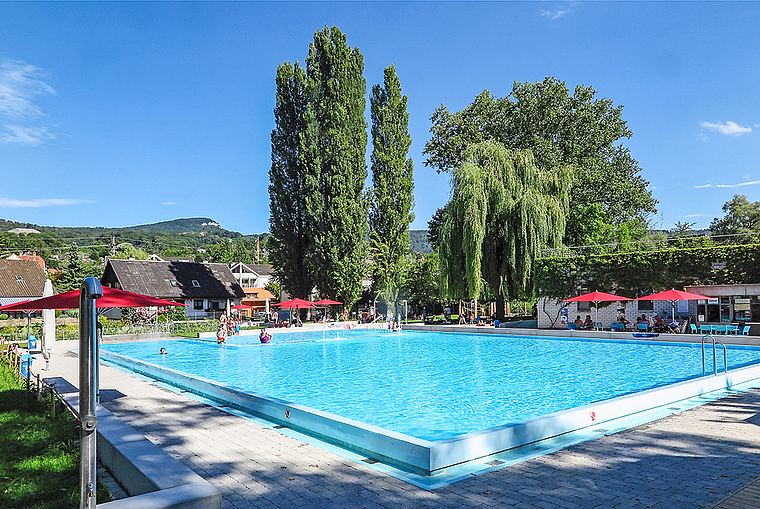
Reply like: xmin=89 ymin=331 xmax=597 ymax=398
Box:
xmin=8 ymin=228 xmax=41 ymax=234
xmin=229 ymin=262 xmax=274 ymax=276
xmin=0 ymin=259 xmax=47 ymax=298
xmin=242 ymin=287 xmax=276 ymax=300
xmin=4 ymin=253 xmax=46 ymax=271
xmin=102 ymin=259 xmax=245 ymax=300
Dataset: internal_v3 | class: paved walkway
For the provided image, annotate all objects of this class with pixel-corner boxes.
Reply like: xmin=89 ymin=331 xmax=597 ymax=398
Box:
xmin=39 ymin=344 xmax=760 ymax=509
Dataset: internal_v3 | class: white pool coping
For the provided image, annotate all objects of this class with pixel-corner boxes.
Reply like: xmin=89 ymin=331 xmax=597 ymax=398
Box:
xmin=99 ymin=337 xmax=760 ymax=477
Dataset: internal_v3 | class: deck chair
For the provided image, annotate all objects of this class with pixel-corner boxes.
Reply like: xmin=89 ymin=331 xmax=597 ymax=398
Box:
xmin=742 ymin=325 xmax=751 ymax=336
xmin=689 ymin=323 xmax=697 ymax=334
xmin=637 ymin=322 xmax=649 ymax=332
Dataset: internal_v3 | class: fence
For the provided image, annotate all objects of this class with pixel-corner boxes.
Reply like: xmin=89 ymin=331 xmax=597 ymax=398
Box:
xmin=1 ymin=342 xmax=79 ymax=422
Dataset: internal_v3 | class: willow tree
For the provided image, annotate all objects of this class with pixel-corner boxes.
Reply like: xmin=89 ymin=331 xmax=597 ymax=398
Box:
xmin=302 ymin=26 xmax=368 ymax=307
xmin=268 ymin=61 xmax=315 ymax=298
xmin=369 ymin=64 xmax=414 ymax=313
xmin=439 ymin=141 xmax=572 ymax=319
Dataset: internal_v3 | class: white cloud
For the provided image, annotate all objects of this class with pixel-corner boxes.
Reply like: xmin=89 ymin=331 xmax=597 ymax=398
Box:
xmin=700 ymin=120 xmax=752 ymax=136
xmin=2 ymin=125 xmax=55 ymax=145
xmin=694 ymin=180 xmax=760 ymax=189
xmin=541 ymin=8 xmax=570 ymax=20
xmin=0 ymin=198 xmax=92 ymax=208
xmin=162 ymin=202 xmax=180 ymax=206
xmin=0 ymin=58 xmax=55 ymax=119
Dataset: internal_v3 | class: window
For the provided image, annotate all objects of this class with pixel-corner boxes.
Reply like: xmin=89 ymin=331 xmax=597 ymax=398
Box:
xmin=577 ymin=301 xmax=590 ymax=312
xmin=192 ymin=280 xmax=200 ymax=288
xmin=194 ymin=300 xmax=204 ymax=310
xmin=638 ymin=300 xmax=653 ymax=311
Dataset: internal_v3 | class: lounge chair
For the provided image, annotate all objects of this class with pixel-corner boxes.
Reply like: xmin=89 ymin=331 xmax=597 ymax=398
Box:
xmin=742 ymin=325 xmax=751 ymax=336
xmin=637 ymin=322 xmax=649 ymax=332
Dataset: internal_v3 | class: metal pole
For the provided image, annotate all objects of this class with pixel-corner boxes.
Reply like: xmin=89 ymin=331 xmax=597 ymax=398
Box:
xmin=79 ymin=277 xmax=102 ymax=509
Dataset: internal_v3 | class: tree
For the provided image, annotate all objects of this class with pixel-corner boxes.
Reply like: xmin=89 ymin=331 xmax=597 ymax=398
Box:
xmin=268 ymin=60 xmax=316 ymax=299
xmin=231 ymin=241 xmax=252 ymax=264
xmin=439 ymin=142 xmax=571 ymax=319
xmin=368 ymin=65 xmax=414 ymax=311
xmin=426 ymin=205 xmax=449 ymax=252
xmin=302 ymin=26 xmax=368 ymax=307
xmin=208 ymin=239 xmax=233 ymax=264
xmin=401 ymin=252 xmax=441 ymax=310
xmin=55 ymin=243 xmax=104 ymax=292
xmin=114 ymin=242 xmax=149 ymax=260
xmin=710 ymin=195 xmax=760 ymax=242
xmin=423 ymin=77 xmax=657 ymax=242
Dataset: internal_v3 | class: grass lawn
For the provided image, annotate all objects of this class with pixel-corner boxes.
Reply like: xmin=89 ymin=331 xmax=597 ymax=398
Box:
xmin=0 ymin=360 xmax=111 ymax=508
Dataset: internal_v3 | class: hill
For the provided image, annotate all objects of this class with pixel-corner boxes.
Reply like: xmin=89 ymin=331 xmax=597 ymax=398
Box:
xmin=409 ymin=229 xmax=432 ymax=254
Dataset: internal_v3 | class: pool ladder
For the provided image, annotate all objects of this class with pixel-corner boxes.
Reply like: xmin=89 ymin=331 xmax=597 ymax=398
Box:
xmin=701 ymin=334 xmax=728 ymax=375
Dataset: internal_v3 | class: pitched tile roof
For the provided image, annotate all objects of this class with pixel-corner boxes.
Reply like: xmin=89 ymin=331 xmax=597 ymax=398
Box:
xmin=0 ymin=259 xmax=47 ymax=298
xmin=102 ymin=260 xmax=245 ymax=300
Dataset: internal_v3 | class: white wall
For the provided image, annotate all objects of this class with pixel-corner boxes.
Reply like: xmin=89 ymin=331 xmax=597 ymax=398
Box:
xmin=537 ymin=297 xmax=692 ymax=329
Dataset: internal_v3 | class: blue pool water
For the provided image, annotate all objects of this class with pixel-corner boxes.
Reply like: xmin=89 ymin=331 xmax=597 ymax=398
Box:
xmin=101 ymin=330 xmax=760 ymax=441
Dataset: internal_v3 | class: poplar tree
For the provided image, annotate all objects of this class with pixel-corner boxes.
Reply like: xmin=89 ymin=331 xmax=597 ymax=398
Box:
xmin=301 ymin=26 xmax=368 ymax=308
xmin=368 ymin=65 xmax=414 ymax=312
xmin=439 ymin=141 xmax=572 ymax=319
xmin=268 ymin=61 xmax=315 ymax=299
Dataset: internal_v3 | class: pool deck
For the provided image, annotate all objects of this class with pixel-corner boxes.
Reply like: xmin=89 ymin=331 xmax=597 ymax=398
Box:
xmin=37 ymin=338 xmax=760 ymax=509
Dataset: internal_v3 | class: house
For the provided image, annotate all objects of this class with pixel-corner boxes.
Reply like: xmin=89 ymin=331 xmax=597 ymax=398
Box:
xmin=101 ymin=259 xmax=245 ymax=319
xmin=229 ymin=262 xmax=273 ymax=289
xmin=0 ymin=259 xmax=47 ymax=318
xmin=4 ymin=253 xmax=46 ymax=271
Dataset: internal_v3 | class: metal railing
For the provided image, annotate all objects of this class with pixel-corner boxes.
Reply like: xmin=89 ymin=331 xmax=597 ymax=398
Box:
xmin=701 ymin=334 xmax=728 ymax=375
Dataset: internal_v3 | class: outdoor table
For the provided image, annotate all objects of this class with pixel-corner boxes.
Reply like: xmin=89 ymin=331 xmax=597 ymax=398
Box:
xmin=699 ymin=325 xmax=711 ymax=334
xmin=711 ymin=324 xmax=726 ymax=335
xmin=725 ymin=324 xmax=739 ymax=335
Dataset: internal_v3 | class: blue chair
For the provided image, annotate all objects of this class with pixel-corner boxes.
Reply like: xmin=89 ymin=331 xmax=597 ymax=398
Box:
xmin=711 ymin=324 xmax=726 ymax=335
xmin=567 ymin=323 xmax=578 ymax=330
xmin=594 ymin=322 xmax=604 ymax=331
xmin=637 ymin=322 xmax=649 ymax=332
xmin=726 ymin=325 xmax=739 ymax=335
xmin=689 ymin=324 xmax=697 ymax=334
xmin=742 ymin=325 xmax=751 ymax=336
xmin=699 ymin=325 xmax=711 ymax=334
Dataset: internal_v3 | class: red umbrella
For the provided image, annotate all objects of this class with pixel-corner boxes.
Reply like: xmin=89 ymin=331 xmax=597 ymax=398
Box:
xmin=564 ymin=291 xmax=632 ymax=324
xmin=0 ymin=286 xmax=186 ymax=311
xmin=637 ymin=288 xmax=709 ymax=322
xmin=272 ymin=298 xmax=315 ymax=309
xmin=230 ymin=304 xmax=254 ymax=310
xmin=313 ymin=299 xmax=342 ymax=306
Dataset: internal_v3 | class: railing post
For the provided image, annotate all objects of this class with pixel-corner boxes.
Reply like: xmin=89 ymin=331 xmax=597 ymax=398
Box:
xmin=79 ymin=277 xmax=102 ymax=509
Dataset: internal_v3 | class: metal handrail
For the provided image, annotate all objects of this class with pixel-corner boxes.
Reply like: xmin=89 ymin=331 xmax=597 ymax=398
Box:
xmin=701 ymin=334 xmax=728 ymax=375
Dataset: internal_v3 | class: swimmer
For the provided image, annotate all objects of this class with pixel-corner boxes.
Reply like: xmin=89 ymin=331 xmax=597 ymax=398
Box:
xmin=259 ymin=328 xmax=272 ymax=344
xmin=160 ymin=347 xmax=168 ymax=355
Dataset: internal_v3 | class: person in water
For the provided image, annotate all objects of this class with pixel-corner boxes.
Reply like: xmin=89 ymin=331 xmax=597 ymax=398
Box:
xmin=259 ymin=328 xmax=272 ymax=343
xmin=160 ymin=347 xmax=168 ymax=355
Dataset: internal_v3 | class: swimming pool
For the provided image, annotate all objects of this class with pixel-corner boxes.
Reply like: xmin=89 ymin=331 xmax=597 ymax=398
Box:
xmin=100 ymin=329 xmax=760 ymax=476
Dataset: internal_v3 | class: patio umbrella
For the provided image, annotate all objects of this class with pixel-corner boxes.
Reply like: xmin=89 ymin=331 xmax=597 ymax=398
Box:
xmin=637 ymin=289 xmax=709 ymax=322
xmin=230 ymin=304 xmax=254 ymax=310
xmin=563 ymin=291 xmax=632 ymax=325
xmin=0 ymin=286 xmax=187 ymax=311
xmin=272 ymin=298 xmax=316 ymax=309
xmin=313 ymin=299 xmax=342 ymax=321
xmin=272 ymin=298 xmax=315 ymax=325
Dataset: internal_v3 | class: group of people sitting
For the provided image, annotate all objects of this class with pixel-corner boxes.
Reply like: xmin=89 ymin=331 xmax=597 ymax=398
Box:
xmin=635 ymin=314 xmax=672 ymax=332
xmin=573 ymin=315 xmax=595 ymax=330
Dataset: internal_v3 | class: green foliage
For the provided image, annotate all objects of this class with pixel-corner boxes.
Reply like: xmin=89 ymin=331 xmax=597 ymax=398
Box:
xmin=231 ymin=241 xmax=252 ymax=264
xmin=423 ymin=77 xmax=657 ymax=244
xmin=439 ymin=142 xmax=571 ymax=309
xmin=208 ymin=239 xmax=233 ymax=264
xmin=535 ymin=243 xmax=760 ymax=300
xmin=302 ymin=26 xmax=369 ymax=308
xmin=269 ymin=59 xmax=315 ymax=299
xmin=400 ymin=252 xmax=441 ymax=307
xmin=409 ymin=230 xmax=432 ymax=254
xmin=114 ymin=242 xmax=149 ymax=260
xmin=265 ymin=279 xmax=281 ymax=300
xmin=369 ymin=64 xmax=415 ymax=307
xmin=53 ymin=244 xmax=104 ymax=293
xmin=710 ymin=194 xmax=760 ymax=242
xmin=0 ymin=361 xmax=111 ymax=508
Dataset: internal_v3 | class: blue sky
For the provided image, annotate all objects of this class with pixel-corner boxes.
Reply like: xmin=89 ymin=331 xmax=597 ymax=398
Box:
xmin=1 ymin=1 xmax=758 ymax=235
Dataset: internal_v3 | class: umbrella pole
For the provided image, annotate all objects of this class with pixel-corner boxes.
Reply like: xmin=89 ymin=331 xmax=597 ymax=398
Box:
xmin=79 ymin=278 xmax=102 ymax=509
